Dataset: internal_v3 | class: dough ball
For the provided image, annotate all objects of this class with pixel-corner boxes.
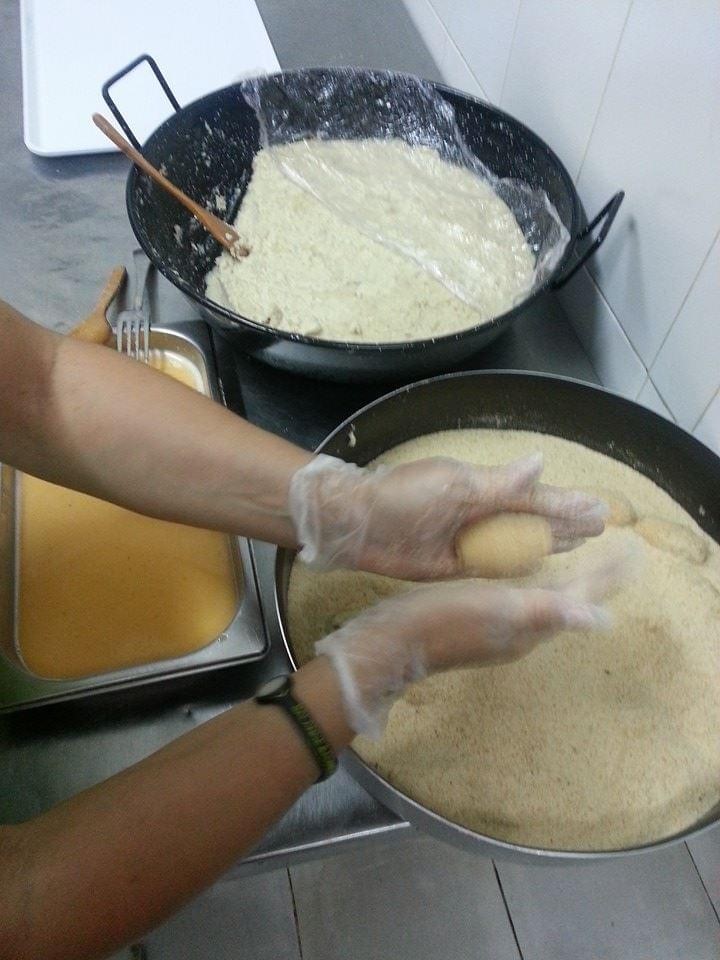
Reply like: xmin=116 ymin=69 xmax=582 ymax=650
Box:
xmin=456 ymin=513 xmax=552 ymax=578
xmin=635 ymin=516 xmax=709 ymax=565
xmin=582 ymin=486 xmax=637 ymax=527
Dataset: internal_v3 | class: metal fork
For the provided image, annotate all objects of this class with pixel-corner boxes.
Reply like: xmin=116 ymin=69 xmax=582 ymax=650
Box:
xmin=115 ymin=249 xmax=152 ymax=361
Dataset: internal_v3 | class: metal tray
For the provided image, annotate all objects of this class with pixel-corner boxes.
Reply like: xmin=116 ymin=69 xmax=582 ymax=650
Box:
xmin=266 ymin=370 xmax=720 ymax=863
xmin=0 ymin=321 xmax=267 ymax=713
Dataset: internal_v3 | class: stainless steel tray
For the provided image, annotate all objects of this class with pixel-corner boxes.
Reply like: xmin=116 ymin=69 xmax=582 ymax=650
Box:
xmin=0 ymin=321 xmax=267 ymax=713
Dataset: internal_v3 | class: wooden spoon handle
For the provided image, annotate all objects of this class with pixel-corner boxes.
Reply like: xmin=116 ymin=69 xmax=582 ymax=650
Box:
xmin=92 ymin=114 xmax=248 ymax=257
xmin=71 ymin=266 xmax=127 ymax=344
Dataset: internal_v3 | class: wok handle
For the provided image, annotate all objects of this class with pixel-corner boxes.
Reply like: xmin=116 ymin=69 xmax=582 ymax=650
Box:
xmin=102 ymin=54 xmax=181 ymax=151
xmin=551 ymin=191 xmax=624 ymax=289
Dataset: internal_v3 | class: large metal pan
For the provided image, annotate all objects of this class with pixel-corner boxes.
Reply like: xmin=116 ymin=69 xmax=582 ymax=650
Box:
xmin=103 ymin=57 xmax=623 ymax=382
xmin=272 ymin=371 xmax=720 ymax=861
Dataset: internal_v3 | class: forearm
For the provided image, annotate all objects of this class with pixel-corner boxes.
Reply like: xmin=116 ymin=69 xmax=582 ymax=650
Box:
xmin=1 ymin=657 xmax=352 ymax=960
xmin=0 ymin=301 xmax=312 ymax=543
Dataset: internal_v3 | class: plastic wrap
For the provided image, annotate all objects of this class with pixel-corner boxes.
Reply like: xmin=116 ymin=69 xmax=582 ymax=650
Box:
xmin=242 ymin=70 xmax=569 ymax=312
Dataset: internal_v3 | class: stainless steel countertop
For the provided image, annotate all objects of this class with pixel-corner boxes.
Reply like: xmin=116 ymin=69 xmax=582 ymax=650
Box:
xmin=0 ymin=0 xmax=599 ymax=871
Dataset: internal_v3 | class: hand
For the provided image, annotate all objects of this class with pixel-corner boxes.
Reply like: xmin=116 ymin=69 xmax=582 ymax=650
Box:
xmin=288 ymin=453 xmax=607 ymax=580
xmin=316 ymin=555 xmax=622 ymax=739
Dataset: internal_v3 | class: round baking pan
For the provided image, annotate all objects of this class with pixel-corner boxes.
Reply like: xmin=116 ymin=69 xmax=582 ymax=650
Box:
xmin=272 ymin=371 xmax=720 ymax=861
xmin=103 ymin=58 xmax=623 ymax=381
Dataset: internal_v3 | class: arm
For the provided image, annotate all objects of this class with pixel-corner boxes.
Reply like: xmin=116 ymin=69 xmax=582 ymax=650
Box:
xmin=0 ymin=566 xmax=616 ymax=960
xmin=0 ymin=300 xmax=606 ymax=579
xmin=0 ymin=299 xmax=311 ymax=546
xmin=0 ymin=657 xmax=349 ymax=960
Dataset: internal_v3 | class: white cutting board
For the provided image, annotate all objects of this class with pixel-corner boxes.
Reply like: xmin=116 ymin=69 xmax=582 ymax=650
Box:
xmin=20 ymin=0 xmax=280 ymax=156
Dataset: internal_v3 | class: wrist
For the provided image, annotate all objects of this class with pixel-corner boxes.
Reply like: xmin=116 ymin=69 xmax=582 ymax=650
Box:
xmin=292 ymin=656 xmax=354 ymax=753
xmin=314 ymin=614 xmax=427 ymax=740
xmin=223 ymin=443 xmax=313 ymax=545
xmin=246 ymin=445 xmax=314 ymax=518
xmin=288 ymin=455 xmax=369 ymax=568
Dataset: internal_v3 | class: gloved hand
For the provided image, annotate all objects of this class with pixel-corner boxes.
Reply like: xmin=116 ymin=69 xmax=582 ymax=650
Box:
xmin=289 ymin=453 xmax=607 ymax=580
xmin=316 ymin=556 xmax=623 ymax=739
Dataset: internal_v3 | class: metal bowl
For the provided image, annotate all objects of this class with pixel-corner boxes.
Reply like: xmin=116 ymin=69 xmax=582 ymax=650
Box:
xmin=272 ymin=370 xmax=720 ymax=861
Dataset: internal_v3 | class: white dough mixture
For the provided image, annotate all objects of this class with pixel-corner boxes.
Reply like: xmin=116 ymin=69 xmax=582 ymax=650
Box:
xmin=288 ymin=430 xmax=720 ymax=851
xmin=205 ymin=139 xmax=535 ymax=342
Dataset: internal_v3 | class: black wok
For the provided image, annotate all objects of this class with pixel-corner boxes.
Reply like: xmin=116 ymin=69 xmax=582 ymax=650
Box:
xmin=104 ymin=57 xmax=623 ymax=381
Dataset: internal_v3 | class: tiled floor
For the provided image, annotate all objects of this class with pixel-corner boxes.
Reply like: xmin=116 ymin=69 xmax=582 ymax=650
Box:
xmin=290 ymin=835 xmax=519 ymax=960
xmin=112 ymin=829 xmax=720 ymax=959
xmin=141 ymin=871 xmax=301 ymax=960
xmin=689 ymin=829 xmax=720 ymax=919
xmin=497 ymin=843 xmax=720 ymax=960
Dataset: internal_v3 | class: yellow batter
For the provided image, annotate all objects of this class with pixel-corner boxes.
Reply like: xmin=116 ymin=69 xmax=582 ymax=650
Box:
xmin=17 ymin=351 xmax=237 ymax=680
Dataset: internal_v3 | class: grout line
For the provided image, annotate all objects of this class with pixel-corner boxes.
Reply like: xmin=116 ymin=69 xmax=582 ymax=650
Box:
xmin=646 ymin=375 xmax=675 ymax=420
xmin=492 ymin=861 xmax=526 ymax=960
xmin=685 ymin=842 xmax=720 ymax=926
xmin=647 ymin=225 xmax=720 ymax=370
xmin=584 ymin=354 xmax=604 ymax=389
xmin=498 ymin=0 xmax=523 ymax=106
xmin=691 ymin=382 xmax=720 ymax=433
xmin=287 ymin=868 xmax=305 ymax=960
xmin=551 ymin=287 xmax=604 ymax=387
xmin=442 ymin=21 xmax=490 ymax=100
xmin=583 ymin=264 xmax=647 ymax=374
xmin=633 ymin=377 xmax=646 ymax=401
xmin=404 ymin=0 xmax=449 ymax=80
xmin=574 ymin=0 xmax=635 ymax=185
xmin=410 ymin=0 xmax=490 ymax=100
xmin=644 ymin=374 xmax=677 ymax=422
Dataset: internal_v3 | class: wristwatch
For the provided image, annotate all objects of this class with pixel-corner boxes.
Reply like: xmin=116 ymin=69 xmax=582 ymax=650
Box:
xmin=255 ymin=675 xmax=337 ymax=781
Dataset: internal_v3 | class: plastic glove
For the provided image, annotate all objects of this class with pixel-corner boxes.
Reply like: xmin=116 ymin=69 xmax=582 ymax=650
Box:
xmin=289 ymin=453 xmax=607 ymax=580
xmin=316 ymin=556 xmax=622 ymax=739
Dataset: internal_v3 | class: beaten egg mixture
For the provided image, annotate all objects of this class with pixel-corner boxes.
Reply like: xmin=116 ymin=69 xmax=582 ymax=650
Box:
xmin=17 ymin=351 xmax=237 ymax=680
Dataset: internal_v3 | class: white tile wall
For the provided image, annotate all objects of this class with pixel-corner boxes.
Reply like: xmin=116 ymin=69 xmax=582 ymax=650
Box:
xmin=405 ymin=0 xmax=720 ymax=454
xmin=649 ymin=231 xmax=720 ymax=430
xmin=575 ymin=0 xmax=720 ymax=367
xmin=402 ymin=0 xmax=487 ymax=98
xmin=437 ymin=30 xmax=488 ymax=99
xmin=500 ymin=0 xmax=631 ymax=181
xmin=636 ymin=377 xmax=674 ymax=423
xmin=430 ymin=0 xmax=521 ymax=102
xmin=695 ymin=390 xmax=720 ymax=459
xmin=556 ymin=265 xmax=645 ymax=398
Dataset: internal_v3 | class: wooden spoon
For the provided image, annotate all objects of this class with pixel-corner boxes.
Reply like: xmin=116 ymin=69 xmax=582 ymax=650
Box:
xmin=71 ymin=265 xmax=127 ymax=344
xmin=92 ymin=113 xmax=250 ymax=259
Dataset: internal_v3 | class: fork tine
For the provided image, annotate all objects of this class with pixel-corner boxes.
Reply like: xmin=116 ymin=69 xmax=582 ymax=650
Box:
xmin=142 ymin=313 xmax=150 ymax=363
xmin=114 ymin=253 xmax=152 ymax=362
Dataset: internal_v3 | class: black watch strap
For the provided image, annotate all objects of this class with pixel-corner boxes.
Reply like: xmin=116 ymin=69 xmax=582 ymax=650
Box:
xmin=255 ymin=675 xmax=337 ymax=781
